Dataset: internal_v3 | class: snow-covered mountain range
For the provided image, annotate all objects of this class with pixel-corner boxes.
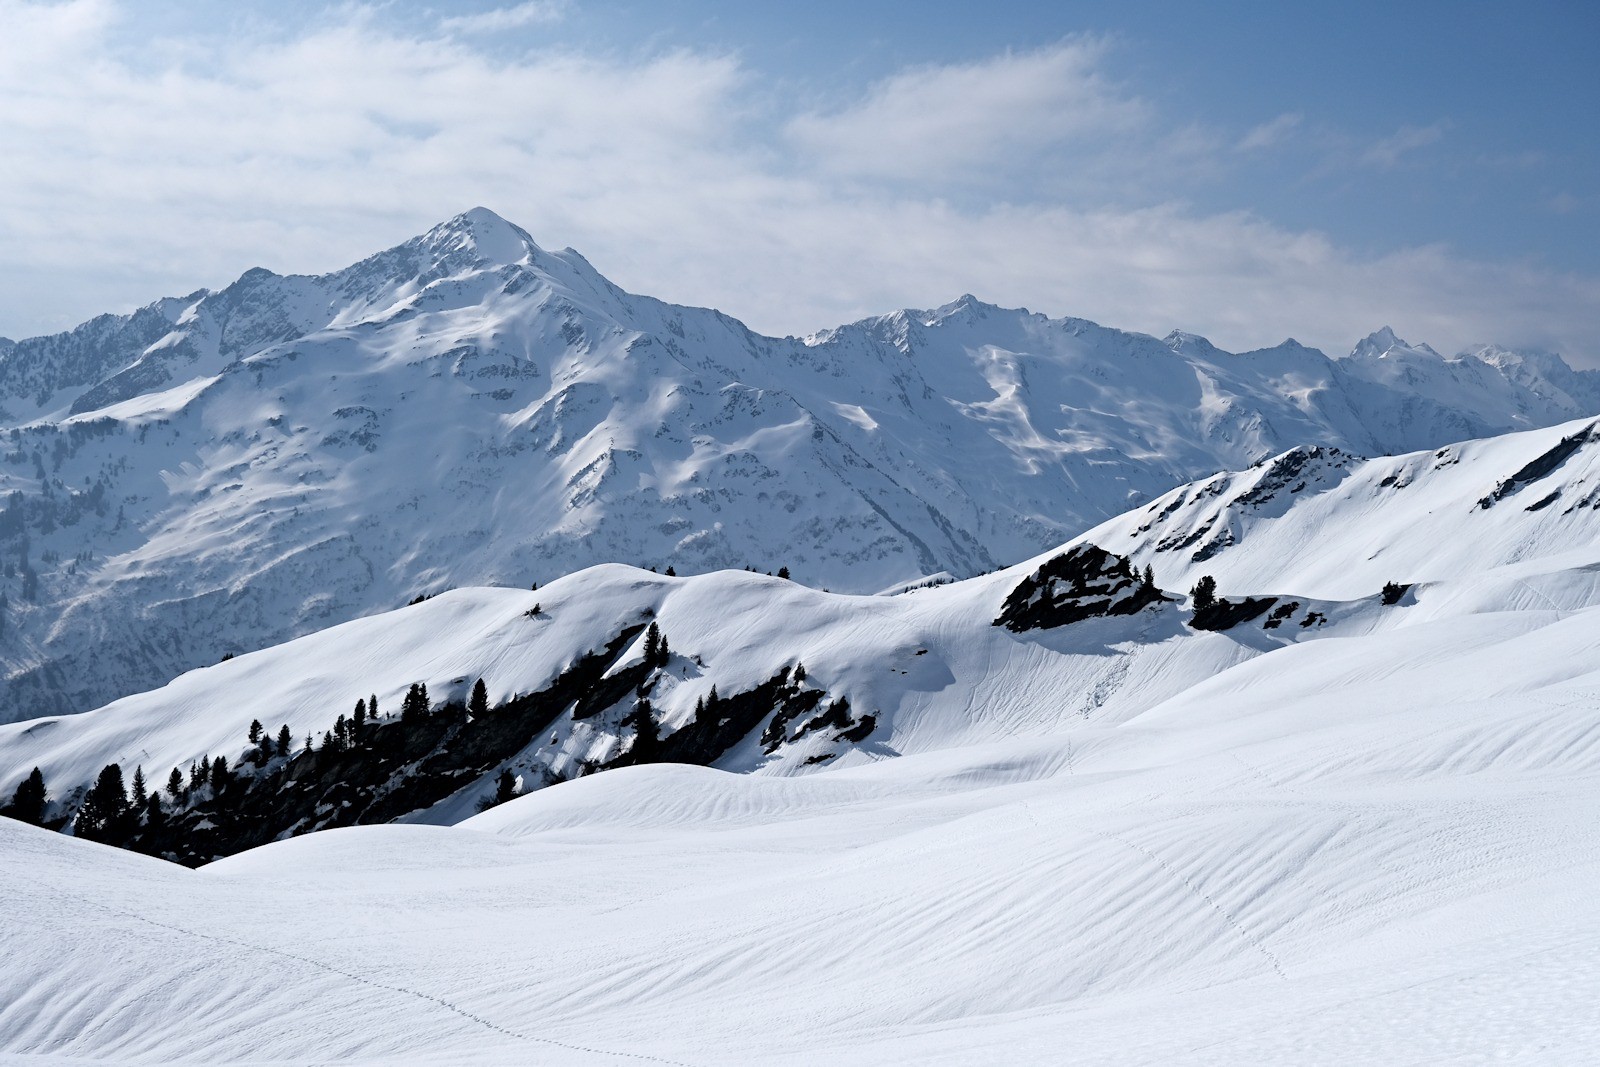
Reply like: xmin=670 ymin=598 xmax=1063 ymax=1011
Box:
xmin=0 ymin=207 xmax=1595 ymax=725
xmin=5 ymin=411 xmax=1600 ymax=1062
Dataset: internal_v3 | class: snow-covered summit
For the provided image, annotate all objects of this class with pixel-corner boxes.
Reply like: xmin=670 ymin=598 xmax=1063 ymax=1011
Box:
xmin=1348 ymin=325 xmax=1435 ymax=360
xmin=422 ymin=206 xmax=544 ymax=265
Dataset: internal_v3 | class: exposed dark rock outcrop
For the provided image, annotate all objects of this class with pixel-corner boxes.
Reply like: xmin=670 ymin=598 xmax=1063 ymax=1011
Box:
xmin=1478 ymin=423 xmax=1595 ymax=509
xmin=1190 ymin=596 xmax=1277 ymax=632
xmin=995 ymin=544 xmax=1166 ymax=633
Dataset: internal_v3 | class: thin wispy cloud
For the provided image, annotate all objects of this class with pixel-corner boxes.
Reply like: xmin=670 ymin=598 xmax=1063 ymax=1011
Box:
xmin=0 ymin=0 xmax=1592 ymax=365
xmin=439 ymin=2 xmax=566 ymax=35
xmin=1237 ymin=112 xmax=1302 ymax=151
xmin=1360 ymin=122 xmax=1448 ymax=169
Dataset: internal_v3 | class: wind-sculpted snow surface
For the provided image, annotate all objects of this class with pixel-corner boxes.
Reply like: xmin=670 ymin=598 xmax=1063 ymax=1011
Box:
xmin=0 ymin=209 xmax=1596 ymax=722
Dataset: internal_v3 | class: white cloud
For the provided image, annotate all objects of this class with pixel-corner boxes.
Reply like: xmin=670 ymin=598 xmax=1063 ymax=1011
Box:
xmin=439 ymin=2 xmax=566 ymax=35
xmin=0 ymin=1 xmax=1593 ymax=367
xmin=785 ymin=38 xmax=1149 ymax=182
xmin=1237 ymin=112 xmax=1301 ymax=151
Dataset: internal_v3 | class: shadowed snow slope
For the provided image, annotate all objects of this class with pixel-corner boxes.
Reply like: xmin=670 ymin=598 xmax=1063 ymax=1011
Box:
xmin=0 ymin=210 xmax=1596 ymax=721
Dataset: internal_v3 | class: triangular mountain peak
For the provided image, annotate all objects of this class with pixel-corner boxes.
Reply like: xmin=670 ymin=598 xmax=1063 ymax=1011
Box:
xmin=417 ymin=207 xmax=544 ymax=266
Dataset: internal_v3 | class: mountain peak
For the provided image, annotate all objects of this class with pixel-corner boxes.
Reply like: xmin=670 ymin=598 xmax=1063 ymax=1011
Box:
xmin=420 ymin=207 xmax=543 ymax=266
xmin=1163 ymin=330 xmax=1222 ymax=356
xmin=1351 ymin=326 xmax=1406 ymax=359
xmin=1350 ymin=326 xmax=1447 ymax=361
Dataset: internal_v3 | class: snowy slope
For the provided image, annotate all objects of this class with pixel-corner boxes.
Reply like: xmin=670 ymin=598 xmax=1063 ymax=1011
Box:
xmin=0 ymin=210 xmax=1596 ymax=722
xmin=1089 ymin=414 xmax=1600 ymax=599
xmin=6 ymin=416 xmax=1600 ymax=1060
xmin=4 ymin=558 xmax=1600 ymax=1062
xmin=7 ymin=414 xmax=1600 ymax=843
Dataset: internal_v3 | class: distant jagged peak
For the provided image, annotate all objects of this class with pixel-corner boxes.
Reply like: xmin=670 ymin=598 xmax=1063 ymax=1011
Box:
xmin=1162 ymin=329 xmax=1224 ymax=357
xmin=874 ymin=293 xmax=1010 ymax=331
xmin=1460 ymin=342 xmax=1586 ymax=378
xmin=931 ymin=293 xmax=993 ymax=318
xmin=1350 ymin=325 xmax=1441 ymax=361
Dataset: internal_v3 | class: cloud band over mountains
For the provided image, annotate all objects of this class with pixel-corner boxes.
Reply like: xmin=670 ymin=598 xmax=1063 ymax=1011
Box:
xmin=0 ymin=0 xmax=1594 ymax=363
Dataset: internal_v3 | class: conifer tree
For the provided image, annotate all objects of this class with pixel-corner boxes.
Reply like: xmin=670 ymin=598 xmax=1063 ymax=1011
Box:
xmin=494 ymin=769 xmax=518 ymax=805
xmin=1191 ymin=575 xmax=1218 ymax=613
xmin=370 ymin=693 xmax=379 ymax=720
xmin=9 ymin=767 xmax=46 ymax=825
xmin=694 ymin=695 xmax=705 ymax=720
xmin=794 ymin=662 xmax=807 ymax=684
xmin=469 ymin=678 xmax=489 ymax=718
xmin=248 ymin=719 xmax=263 ymax=745
xmin=335 ymin=713 xmax=348 ymax=750
xmin=145 ymin=790 xmax=164 ymax=830
xmin=166 ymin=766 xmax=184 ymax=802
xmin=664 ymin=565 xmax=676 ymax=577
xmin=190 ymin=758 xmax=208 ymax=791
xmin=629 ymin=698 xmax=659 ymax=762
xmin=211 ymin=756 xmax=229 ymax=795
xmin=1142 ymin=564 xmax=1156 ymax=590
xmin=353 ymin=698 xmax=367 ymax=737
xmin=777 ymin=566 xmax=790 ymax=580
xmin=657 ymin=633 xmax=670 ymax=667
xmin=276 ymin=724 xmax=293 ymax=758
xmin=643 ymin=622 xmax=661 ymax=665
xmin=77 ymin=763 xmax=129 ymax=843
xmin=131 ymin=765 xmax=147 ymax=807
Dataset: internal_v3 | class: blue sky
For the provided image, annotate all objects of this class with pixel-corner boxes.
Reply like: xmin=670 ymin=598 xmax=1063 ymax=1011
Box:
xmin=0 ymin=0 xmax=1595 ymax=360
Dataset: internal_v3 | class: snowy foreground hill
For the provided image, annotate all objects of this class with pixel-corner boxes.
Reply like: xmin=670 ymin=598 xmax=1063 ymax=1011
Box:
xmin=4 ymin=416 xmax=1600 ymax=1062
xmin=0 ymin=208 xmax=1596 ymax=723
